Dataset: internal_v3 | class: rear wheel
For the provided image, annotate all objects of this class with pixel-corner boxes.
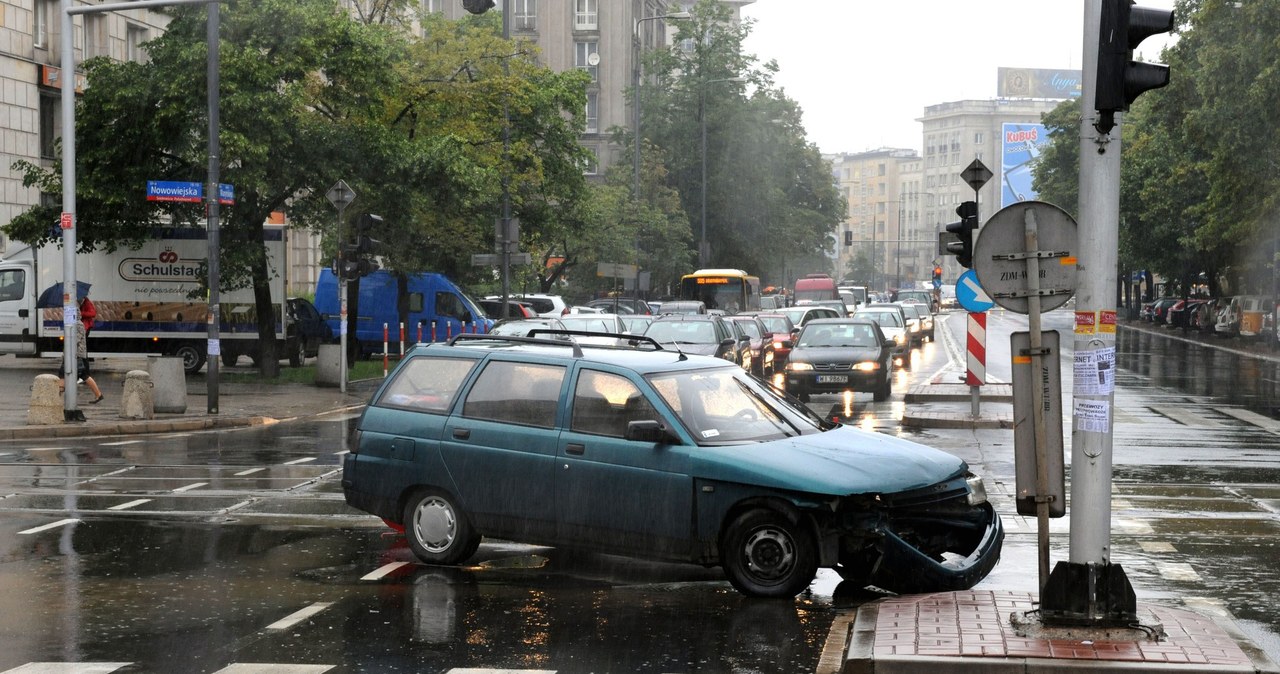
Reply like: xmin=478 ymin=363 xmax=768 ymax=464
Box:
xmin=720 ymin=508 xmax=817 ymax=598
xmin=288 ymin=337 xmax=305 ymax=367
xmin=403 ymin=489 xmax=481 ymax=565
xmin=173 ymin=343 xmax=206 ymax=374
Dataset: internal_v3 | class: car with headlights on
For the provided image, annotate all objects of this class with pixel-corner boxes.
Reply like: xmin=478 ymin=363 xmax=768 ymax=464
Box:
xmin=783 ymin=317 xmax=894 ymax=402
xmin=341 ymin=332 xmax=1003 ymax=598
xmin=854 ymin=306 xmax=910 ymax=369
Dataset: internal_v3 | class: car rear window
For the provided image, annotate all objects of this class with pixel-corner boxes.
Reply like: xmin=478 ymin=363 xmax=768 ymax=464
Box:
xmin=377 ymin=356 xmax=478 ymax=413
xmin=462 ymin=360 xmax=566 ymax=428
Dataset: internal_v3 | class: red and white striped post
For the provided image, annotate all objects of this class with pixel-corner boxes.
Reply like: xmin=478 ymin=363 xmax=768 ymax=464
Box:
xmin=382 ymin=323 xmax=389 ymax=377
xmin=966 ymin=311 xmax=987 ymax=417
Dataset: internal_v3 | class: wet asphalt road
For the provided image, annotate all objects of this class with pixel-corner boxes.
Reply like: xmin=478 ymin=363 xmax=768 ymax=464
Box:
xmin=0 ymin=309 xmax=1278 ymax=672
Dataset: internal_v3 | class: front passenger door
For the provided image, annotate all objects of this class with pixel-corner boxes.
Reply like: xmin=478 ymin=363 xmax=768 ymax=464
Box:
xmin=556 ymin=368 xmax=692 ymax=557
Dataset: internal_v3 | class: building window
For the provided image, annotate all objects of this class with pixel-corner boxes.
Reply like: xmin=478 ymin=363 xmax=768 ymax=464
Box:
xmin=582 ymin=147 xmax=599 ymax=175
xmin=574 ymin=41 xmax=598 ymax=82
xmin=584 ymin=92 xmax=598 ymax=133
xmin=974 ymin=131 xmax=984 ymax=145
xmin=39 ymin=92 xmax=58 ymax=160
xmin=513 ymin=0 xmax=536 ymax=31
xmin=574 ymin=0 xmax=597 ymax=30
xmin=126 ymin=24 xmax=149 ymax=63
xmin=34 ymin=0 xmax=51 ymax=49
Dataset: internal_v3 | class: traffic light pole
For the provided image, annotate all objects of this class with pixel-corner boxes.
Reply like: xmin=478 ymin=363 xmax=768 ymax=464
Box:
xmin=1039 ymin=0 xmax=1134 ymax=626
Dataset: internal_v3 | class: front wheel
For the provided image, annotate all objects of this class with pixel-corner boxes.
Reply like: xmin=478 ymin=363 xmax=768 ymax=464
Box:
xmin=403 ymin=489 xmax=481 ymax=565
xmin=720 ymin=508 xmax=817 ymax=598
xmin=288 ymin=337 xmax=304 ymax=367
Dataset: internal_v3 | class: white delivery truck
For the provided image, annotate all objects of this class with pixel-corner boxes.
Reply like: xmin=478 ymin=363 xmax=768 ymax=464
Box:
xmin=0 ymin=226 xmax=287 ymax=373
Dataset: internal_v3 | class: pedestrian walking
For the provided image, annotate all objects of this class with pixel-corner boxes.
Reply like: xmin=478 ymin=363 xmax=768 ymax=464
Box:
xmin=80 ymin=292 xmax=96 ymax=336
xmin=58 ymin=320 xmax=104 ymax=404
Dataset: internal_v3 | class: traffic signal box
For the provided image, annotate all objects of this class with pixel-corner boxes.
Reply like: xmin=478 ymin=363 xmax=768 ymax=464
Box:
xmin=1095 ymin=0 xmax=1175 ymax=135
xmin=340 ymin=214 xmax=383 ymax=280
xmin=944 ymin=201 xmax=979 ymax=269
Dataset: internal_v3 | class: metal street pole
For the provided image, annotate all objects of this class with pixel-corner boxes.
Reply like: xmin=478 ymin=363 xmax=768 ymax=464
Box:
xmin=204 ymin=0 xmax=220 ymax=414
xmin=499 ymin=4 xmax=511 ymax=320
xmin=327 ymin=180 xmax=355 ymax=393
xmin=632 ymin=11 xmax=689 ymax=198
xmin=61 ymin=0 xmax=219 ymax=418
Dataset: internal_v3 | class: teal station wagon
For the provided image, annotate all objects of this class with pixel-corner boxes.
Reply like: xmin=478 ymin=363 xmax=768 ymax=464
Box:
xmin=342 ymin=333 xmax=1003 ymax=598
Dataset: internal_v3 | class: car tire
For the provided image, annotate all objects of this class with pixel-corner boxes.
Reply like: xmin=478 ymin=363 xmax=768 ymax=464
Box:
xmin=873 ymin=375 xmax=891 ymax=402
xmin=173 ymin=343 xmax=206 ymax=374
xmin=403 ymin=489 xmax=481 ymax=565
xmin=288 ymin=337 xmax=304 ymax=368
xmin=720 ymin=508 xmax=818 ymax=598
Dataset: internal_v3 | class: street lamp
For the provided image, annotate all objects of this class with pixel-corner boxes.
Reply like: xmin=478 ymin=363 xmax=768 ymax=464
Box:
xmin=633 ymin=11 xmax=690 ymax=197
xmin=700 ymin=76 xmax=746 ymax=268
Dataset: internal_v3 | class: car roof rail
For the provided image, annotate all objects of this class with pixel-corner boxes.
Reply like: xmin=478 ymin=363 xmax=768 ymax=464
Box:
xmin=528 ymin=329 xmax=668 ymax=353
xmin=451 ymin=332 xmax=587 ymax=358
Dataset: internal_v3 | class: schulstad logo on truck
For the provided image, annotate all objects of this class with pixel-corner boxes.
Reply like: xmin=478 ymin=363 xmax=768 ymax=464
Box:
xmin=118 ymin=248 xmax=201 ymax=282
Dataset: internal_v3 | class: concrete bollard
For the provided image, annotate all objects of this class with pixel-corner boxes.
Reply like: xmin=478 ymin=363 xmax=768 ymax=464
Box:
xmin=27 ymin=374 xmax=64 ymax=425
xmin=120 ymin=370 xmax=155 ymax=420
xmin=315 ymin=343 xmax=342 ymax=387
xmin=148 ymin=356 xmax=187 ymax=414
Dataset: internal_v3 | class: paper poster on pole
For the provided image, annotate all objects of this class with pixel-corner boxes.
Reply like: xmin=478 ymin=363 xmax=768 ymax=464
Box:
xmin=1073 ymin=398 xmax=1111 ymax=433
xmin=1072 ymin=347 xmax=1115 ymax=396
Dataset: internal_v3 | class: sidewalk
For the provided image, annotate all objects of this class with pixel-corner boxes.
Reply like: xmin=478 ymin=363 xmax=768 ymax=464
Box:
xmin=0 ymin=357 xmax=372 ymax=440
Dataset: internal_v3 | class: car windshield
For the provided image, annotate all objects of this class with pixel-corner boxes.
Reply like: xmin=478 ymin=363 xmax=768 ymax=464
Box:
xmin=797 ymin=323 xmax=878 ymax=348
xmin=645 ymin=320 xmax=717 ymax=344
xmin=647 ymin=367 xmax=825 ymax=444
xmin=857 ymin=311 xmax=902 ymax=328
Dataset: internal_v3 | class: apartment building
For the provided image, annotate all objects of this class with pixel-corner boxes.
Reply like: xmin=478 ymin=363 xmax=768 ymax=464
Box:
xmin=828 ymin=148 xmax=920 ymax=291
xmin=916 ymin=97 xmax=1061 ymax=283
xmin=0 ymin=1 xmax=171 ymax=256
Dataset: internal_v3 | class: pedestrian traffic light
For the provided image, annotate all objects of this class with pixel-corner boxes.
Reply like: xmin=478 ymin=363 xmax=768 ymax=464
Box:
xmin=461 ymin=0 xmax=494 ymax=14
xmin=1095 ymin=0 xmax=1174 ymax=135
xmin=944 ymin=201 xmax=978 ymax=269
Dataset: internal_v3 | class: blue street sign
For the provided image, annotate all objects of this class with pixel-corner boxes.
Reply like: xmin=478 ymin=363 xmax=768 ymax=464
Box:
xmin=957 ymin=269 xmax=994 ymax=313
xmin=933 ymin=277 xmax=942 ymax=289
xmin=146 ymin=180 xmax=235 ymax=204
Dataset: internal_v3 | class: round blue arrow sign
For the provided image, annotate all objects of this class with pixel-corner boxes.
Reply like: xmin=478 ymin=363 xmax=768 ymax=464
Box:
xmin=956 ymin=269 xmax=994 ymax=313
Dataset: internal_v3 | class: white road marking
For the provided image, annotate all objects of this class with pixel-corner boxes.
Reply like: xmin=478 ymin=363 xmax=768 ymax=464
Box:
xmin=1113 ymin=518 xmax=1155 ymax=535
xmin=0 ymin=663 xmax=132 ymax=673
xmin=99 ymin=440 xmax=144 ymax=447
xmin=211 ymin=665 xmax=334 ymax=673
xmin=1139 ymin=541 xmax=1177 ymax=553
xmin=17 ymin=519 xmax=80 ymax=535
xmin=1218 ymin=407 xmax=1280 ymax=434
xmin=361 ymin=561 xmax=411 ymax=581
xmin=1150 ymin=406 xmax=1221 ymax=427
xmin=1182 ymin=596 xmax=1232 ymax=617
xmin=234 ymin=468 xmax=266 ymax=476
xmin=282 ymin=457 xmax=315 ymax=465
xmin=1156 ymin=561 xmax=1202 ymax=582
xmin=334 ymin=450 xmax=349 ymax=456
xmin=265 ymin=602 xmax=334 ymax=631
xmin=172 ymin=482 xmax=208 ymax=493
xmin=445 ymin=670 xmax=558 ymax=674
xmin=107 ymin=499 xmax=152 ymax=511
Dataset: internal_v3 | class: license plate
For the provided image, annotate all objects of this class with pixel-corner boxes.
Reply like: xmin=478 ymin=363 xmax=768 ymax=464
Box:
xmin=816 ymin=375 xmax=848 ymax=384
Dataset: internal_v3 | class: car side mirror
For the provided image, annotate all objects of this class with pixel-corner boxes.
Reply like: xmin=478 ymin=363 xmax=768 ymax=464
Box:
xmin=720 ymin=337 xmax=735 ymax=348
xmin=626 ymin=420 xmax=677 ymax=444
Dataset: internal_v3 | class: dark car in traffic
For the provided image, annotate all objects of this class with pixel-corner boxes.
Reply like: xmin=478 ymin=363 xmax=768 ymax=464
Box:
xmin=725 ymin=314 xmax=777 ymax=378
xmin=643 ymin=314 xmax=746 ymax=367
xmin=783 ymin=317 xmax=894 ymax=402
xmin=341 ymin=333 xmax=1004 ymax=597
xmin=284 ymin=297 xmax=333 ymax=367
xmin=753 ymin=312 xmax=798 ymax=372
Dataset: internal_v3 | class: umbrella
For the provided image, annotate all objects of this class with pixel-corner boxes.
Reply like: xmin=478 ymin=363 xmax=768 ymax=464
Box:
xmin=36 ymin=281 xmax=92 ymax=309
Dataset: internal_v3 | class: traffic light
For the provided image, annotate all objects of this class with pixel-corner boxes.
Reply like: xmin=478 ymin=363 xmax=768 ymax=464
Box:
xmin=933 ymin=265 xmax=943 ymax=283
xmin=338 ymin=214 xmax=383 ymax=279
xmin=843 ymin=230 xmax=853 ymax=247
xmin=1095 ymin=0 xmax=1174 ymax=135
xmin=461 ymin=0 xmax=494 ymax=14
xmin=944 ymin=201 xmax=978 ymax=269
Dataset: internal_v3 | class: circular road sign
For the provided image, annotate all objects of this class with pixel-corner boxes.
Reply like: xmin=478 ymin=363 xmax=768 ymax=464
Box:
xmin=972 ymin=201 xmax=1078 ymax=314
xmin=956 ymin=269 xmax=994 ymax=313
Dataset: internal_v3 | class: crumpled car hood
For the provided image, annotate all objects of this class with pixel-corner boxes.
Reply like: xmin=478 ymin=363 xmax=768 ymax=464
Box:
xmin=692 ymin=425 xmax=965 ymax=496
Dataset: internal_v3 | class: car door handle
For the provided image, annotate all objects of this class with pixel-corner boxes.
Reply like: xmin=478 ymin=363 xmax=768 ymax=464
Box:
xmin=565 ymin=443 xmax=585 ymax=455
xmin=452 ymin=428 xmax=470 ymax=440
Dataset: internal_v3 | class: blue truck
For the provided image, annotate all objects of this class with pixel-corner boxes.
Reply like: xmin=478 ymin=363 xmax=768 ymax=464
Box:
xmin=314 ymin=269 xmax=493 ymax=356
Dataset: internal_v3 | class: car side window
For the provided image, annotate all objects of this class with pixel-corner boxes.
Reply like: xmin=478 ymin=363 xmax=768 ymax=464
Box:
xmin=377 ymin=356 xmax=478 ymax=413
xmin=571 ymin=370 xmax=661 ymax=438
xmin=463 ymin=360 xmax=566 ymax=428
xmin=436 ymin=292 xmax=471 ymax=322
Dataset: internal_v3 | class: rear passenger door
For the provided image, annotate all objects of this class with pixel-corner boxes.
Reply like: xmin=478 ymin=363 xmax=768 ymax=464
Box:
xmin=442 ymin=357 xmax=565 ymax=541
xmin=556 ymin=367 xmax=693 ymax=558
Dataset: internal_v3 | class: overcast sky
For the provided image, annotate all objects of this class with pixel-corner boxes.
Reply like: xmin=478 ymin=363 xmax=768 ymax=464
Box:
xmin=740 ymin=0 xmax=1177 ymax=155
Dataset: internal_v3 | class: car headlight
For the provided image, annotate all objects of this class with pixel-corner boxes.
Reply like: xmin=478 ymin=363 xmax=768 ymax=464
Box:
xmin=965 ymin=474 xmax=989 ymax=505
xmin=787 ymin=362 xmax=813 ymax=372
xmin=894 ymin=334 xmax=904 ymax=345
xmin=854 ymin=361 xmax=880 ymax=372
